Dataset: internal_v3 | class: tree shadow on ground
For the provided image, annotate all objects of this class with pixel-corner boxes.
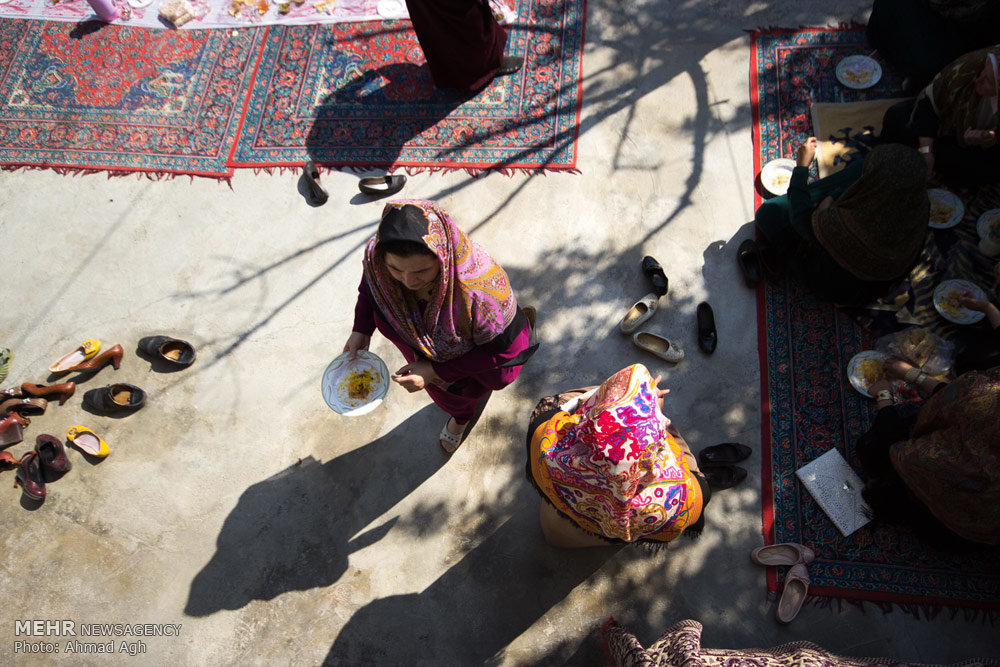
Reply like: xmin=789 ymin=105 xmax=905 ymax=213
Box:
xmin=184 ymin=404 xmax=448 ymax=616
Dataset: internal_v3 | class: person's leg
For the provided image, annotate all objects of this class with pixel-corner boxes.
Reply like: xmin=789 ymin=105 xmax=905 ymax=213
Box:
xmin=933 ymin=141 xmax=1000 ymax=187
xmin=403 ymin=0 xmax=507 ymax=92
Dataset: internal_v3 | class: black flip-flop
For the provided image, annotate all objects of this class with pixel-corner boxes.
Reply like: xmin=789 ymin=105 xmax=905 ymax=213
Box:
xmin=737 ymin=239 xmax=762 ymax=288
xmin=641 ymin=255 xmax=669 ymax=296
xmin=696 ymin=301 xmax=717 ymax=354
xmin=701 ymin=464 xmax=747 ymax=490
xmin=359 ymin=174 xmax=407 ymax=197
xmin=303 ymin=160 xmax=329 ymax=205
xmin=698 ymin=442 xmax=752 ymax=467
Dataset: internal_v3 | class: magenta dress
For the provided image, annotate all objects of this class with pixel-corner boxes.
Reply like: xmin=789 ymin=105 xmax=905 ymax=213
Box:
xmin=353 ymin=276 xmax=531 ymax=422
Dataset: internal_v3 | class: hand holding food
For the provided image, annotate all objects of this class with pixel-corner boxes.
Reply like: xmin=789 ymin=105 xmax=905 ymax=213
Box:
xmin=392 ymin=360 xmax=440 ymax=393
xmin=796 ymin=137 xmax=818 ymax=167
xmin=957 ymin=290 xmax=990 ymax=312
xmin=344 ymin=332 xmax=371 ymax=361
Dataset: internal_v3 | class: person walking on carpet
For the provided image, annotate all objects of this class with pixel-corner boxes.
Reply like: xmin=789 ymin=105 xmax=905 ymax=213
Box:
xmin=404 ymin=0 xmax=524 ymax=93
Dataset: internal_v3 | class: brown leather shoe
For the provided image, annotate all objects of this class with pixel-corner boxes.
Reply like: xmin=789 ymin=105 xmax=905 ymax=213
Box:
xmin=35 ymin=434 xmax=72 ymax=480
xmin=0 ymin=411 xmax=28 ymax=448
xmin=64 ymin=344 xmax=124 ymax=374
xmin=0 ymin=397 xmax=48 ymax=417
xmin=15 ymin=450 xmax=46 ymax=501
xmin=21 ymin=381 xmax=76 ymax=405
xmin=1 ymin=386 xmax=25 ymax=399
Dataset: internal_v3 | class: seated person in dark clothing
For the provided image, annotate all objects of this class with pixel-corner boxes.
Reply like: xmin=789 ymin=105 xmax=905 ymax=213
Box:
xmin=881 ymin=45 xmax=999 ymax=186
xmin=753 ymin=139 xmax=929 ymax=304
xmin=867 ymin=0 xmax=1000 ymax=91
xmin=859 ymin=359 xmax=1000 ymax=550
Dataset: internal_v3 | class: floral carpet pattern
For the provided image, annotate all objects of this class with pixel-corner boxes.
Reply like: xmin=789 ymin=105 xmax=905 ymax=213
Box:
xmin=0 ymin=0 xmax=584 ymax=178
xmin=752 ymin=27 xmax=1000 ymax=612
xmin=0 ymin=19 xmax=264 ymax=177
xmin=231 ymin=0 xmax=585 ymax=173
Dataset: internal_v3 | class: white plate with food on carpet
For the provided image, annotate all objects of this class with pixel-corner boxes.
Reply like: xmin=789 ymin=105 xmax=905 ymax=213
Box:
xmin=322 ymin=349 xmax=390 ymax=415
xmin=835 ymin=55 xmax=882 ymax=89
xmin=927 ymin=188 xmax=964 ymax=229
xmin=846 ymin=350 xmax=891 ymax=398
xmin=933 ymin=279 xmax=987 ymax=325
xmin=976 ymin=208 xmax=1000 ymax=239
xmin=760 ymin=158 xmax=796 ymax=196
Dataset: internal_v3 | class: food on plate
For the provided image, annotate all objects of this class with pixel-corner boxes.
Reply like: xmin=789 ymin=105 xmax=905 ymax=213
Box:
xmin=938 ymin=289 xmax=967 ymax=319
xmin=843 ymin=67 xmax=873 ymax=85
xmin=929 ymin=198 xmax=954 ymax=224
xmin=857 ymin=358 xmax=884 ymax=388
xmin=770 ymin=172 xmax=790 ymax=189
xmin=887 ymin=328 xmax=938 ymax=368
xmin=344 ymin=369 xmax=377 ymax=400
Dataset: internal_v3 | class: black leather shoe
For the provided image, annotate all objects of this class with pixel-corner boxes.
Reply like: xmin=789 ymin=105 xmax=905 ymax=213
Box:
xmin=35 ymin=434 xmax=72 ymax=481
xmin=358 ymin=174 xmax=406 ymax=197
xmin=697 ymin=301 xmax=717 ymax=354
xmin=303 ymin=159 xmax=329 ymax=205
xmin=84 ymin=384 xmax=146 ymax=414
xmin=641 ymin=256 xmax=669 ymax=296
xmin=497 ymin=55 xmax=523 ymax=76
xmin=139 ymin=335 xmax=196 ymax=368
xmin=702 ymin=464 xmax=747 ymax=490
xmin=737 ymin=239 xmax=761 ymax=288
xmin=698 ymin=442 xmax=752 ymax=467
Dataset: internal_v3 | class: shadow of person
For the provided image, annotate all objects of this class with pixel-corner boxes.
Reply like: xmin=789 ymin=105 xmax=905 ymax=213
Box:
xmin=184 ymin=405 xmax=449 ymax=617
xmin=323 ymin=508 xmax=619 ymax=665
xmin=304 ymin=62 xmax=468 ymax=182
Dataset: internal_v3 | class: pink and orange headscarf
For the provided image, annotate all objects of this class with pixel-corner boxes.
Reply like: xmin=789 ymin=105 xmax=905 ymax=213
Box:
xmin=528 ymin=364 xmax=703 ymax=543
xmin=363 ymin=200 xmax=518 ymax=362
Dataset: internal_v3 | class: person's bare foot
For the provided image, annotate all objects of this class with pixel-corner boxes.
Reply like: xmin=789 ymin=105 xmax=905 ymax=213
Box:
xmin=883 ymin=358 xmax=915 ymax=380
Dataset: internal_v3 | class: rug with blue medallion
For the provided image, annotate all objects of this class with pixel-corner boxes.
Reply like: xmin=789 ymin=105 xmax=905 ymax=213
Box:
xmin=0 ymin=0 xmax=584 ymax=178
xmin=752 ymin=26 xmax=1000 ymax=614
xmin=231 ymin=0 xmax=585 ymax=173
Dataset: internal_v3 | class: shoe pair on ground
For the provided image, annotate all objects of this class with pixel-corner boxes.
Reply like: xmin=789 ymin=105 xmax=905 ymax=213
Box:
xmin=697 ymin=442 xmax=751 ymax=490
xmin=749 ymin=542 xmax=815 ymax=623
xmin=14 ymin=434 xmax=73 ymax=501
xmin=302 ymin=160 xmax=407 ymax=206
xmin=620 ymin=257 xmax=718 ymax=359
xmin=737 ymin=238 xmax=783 ymax=289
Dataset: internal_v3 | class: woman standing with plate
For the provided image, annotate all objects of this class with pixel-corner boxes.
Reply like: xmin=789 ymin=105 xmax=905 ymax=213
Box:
xmin=344 ymin=200 xmax=536 ymax=453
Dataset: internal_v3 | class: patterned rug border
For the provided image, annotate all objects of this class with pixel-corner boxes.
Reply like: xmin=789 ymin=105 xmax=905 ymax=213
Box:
xmin=750 ymin=26 xmax=1000 ymax=615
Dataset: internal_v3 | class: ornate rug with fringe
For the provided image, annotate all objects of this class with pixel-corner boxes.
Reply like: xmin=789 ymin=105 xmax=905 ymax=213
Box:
xmin=0 ymin=19 xmax=264 ymax=178
xmin=231 ymin=0 xmax=585 ymax=174
xmin=0 ymin=0 xmax=584 ymax=179
xmin=752 ymin=26 xmax=1000 ymax=615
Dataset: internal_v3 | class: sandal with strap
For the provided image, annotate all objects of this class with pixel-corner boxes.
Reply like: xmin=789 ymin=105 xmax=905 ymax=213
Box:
xmin=439 ymin=419 xmax=467 ymax=454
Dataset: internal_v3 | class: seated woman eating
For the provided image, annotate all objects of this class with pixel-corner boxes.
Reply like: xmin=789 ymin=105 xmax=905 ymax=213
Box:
xmin=345 ymin=200 xmax=536 ymax=453
xmin=752 ymin=139 xmax=929 ymax=304
xmin=881 ymin=45 xmax=999 ymax=185
xmin=524 ymin=364 xmax=712 ymax=548
xmin=859 ymin=359 xmax=1000 ymax=550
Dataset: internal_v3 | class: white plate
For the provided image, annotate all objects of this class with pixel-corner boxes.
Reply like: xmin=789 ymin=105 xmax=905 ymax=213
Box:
xmin=127 ymin=0 xmax=154 ymax=7
xmin=933 ymin=279 xmax=987 ymax=325
xmin=321 ymin=350 xmax=390 ymax=416
xmin=760 ymin=158 xmax=796 ymax=196
xmin=836 ymin=55 xmax=882 ymax=89
xmin=927 ymin=188 xmax=964 ymax=229
xmin=977 ymin=208 xmax=1000 ymax=240
xmin=376 ymin=0 xmax=404 ymax=18
xmin=846 ymin=350 xmax=890 ymax=398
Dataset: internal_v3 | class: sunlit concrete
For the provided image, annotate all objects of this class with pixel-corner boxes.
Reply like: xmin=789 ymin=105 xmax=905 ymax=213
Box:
xmin=2 ymin=0 xmax=998 ymax=664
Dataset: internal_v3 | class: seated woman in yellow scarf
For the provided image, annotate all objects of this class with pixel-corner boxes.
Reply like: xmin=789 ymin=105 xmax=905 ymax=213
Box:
xmin=752 ymin=140 xmax=929 ymax=304
xmin=525 ymin=364 xmax=710 ymax=548
xmin=859 ymin=361 xmax=1000 ymax=550
xmin=881 ymin=45 xmax=999 ymax=185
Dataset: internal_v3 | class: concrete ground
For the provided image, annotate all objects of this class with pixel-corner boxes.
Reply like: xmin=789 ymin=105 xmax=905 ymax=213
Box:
xmin=2 ymin=0 xmax=999 ymax=664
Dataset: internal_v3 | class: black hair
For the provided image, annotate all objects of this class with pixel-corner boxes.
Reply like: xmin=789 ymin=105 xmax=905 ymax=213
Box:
xmin=375 ymin=239 xmax=437 ymax=262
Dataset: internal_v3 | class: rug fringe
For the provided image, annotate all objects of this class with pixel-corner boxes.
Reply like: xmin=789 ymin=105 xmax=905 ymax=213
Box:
xmin=0 ymin=163 xmax=232 ymax=185
xmin=747 ymin=21 xmax=869 ymax=35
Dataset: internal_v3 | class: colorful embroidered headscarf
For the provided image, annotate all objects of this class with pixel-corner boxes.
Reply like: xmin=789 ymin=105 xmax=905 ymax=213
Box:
xmin=528 ymin=364 xmax=703 ymax=543
xmin=363 ymin=199 xmax=518 ymax=362
xmin=811 ymin=144 xmax=929 ymax=282
xmin=890 ymin=367 xmax=1000 ymax=545
xmin=924 ymin=45 xmax=1000 ymax=145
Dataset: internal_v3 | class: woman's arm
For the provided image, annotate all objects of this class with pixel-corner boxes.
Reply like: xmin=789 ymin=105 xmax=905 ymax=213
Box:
xmin=787 ymin=138 xmax=819 ymax=241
